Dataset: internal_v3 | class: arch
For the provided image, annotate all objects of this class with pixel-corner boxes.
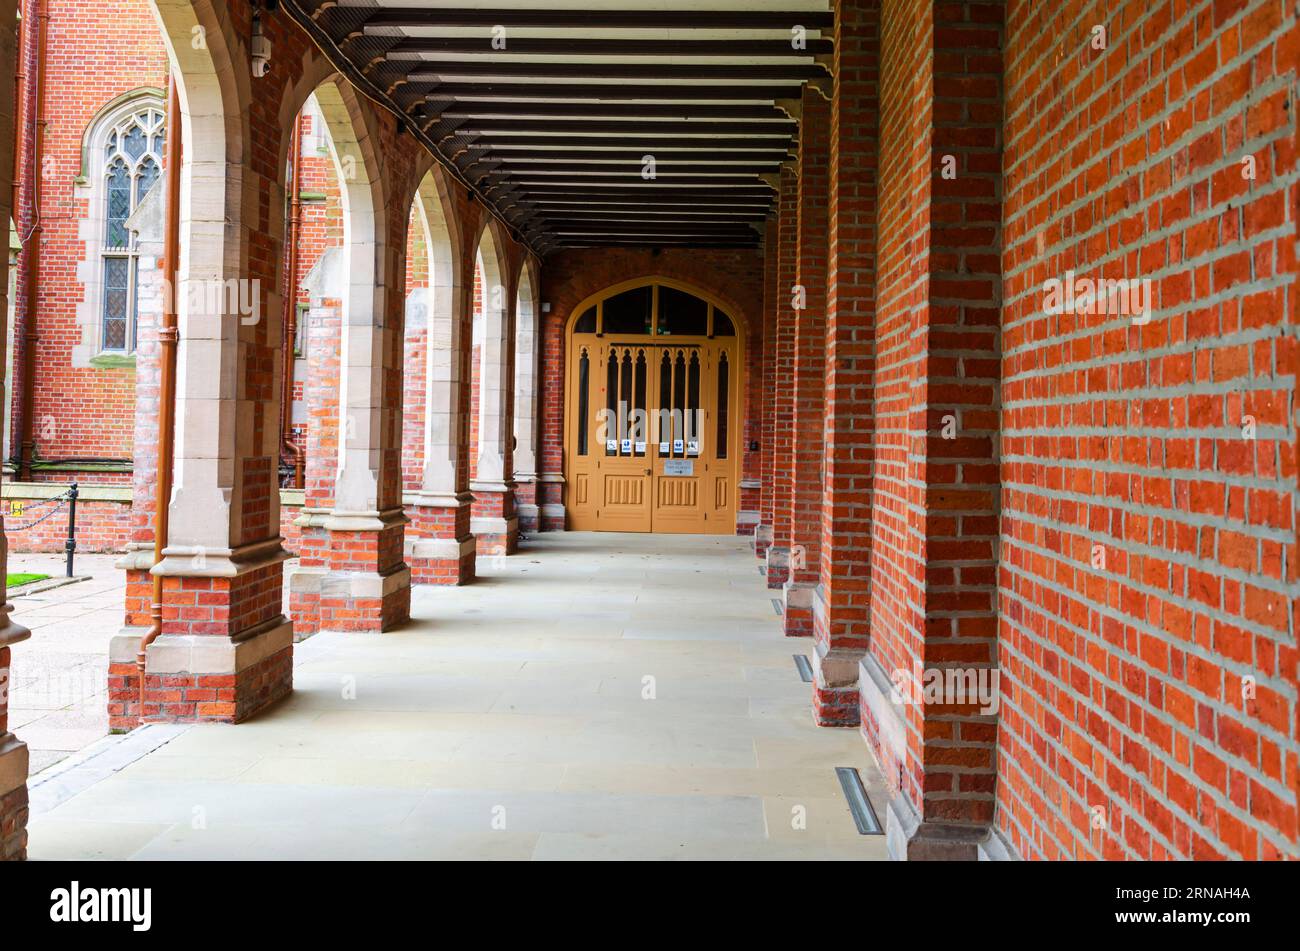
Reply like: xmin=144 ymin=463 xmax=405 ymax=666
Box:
xmin=74 ymin=86 xmax=165 ymax=186
xmin=564 ymin=276 xmax=749 ymax=345
xmin=409 ymin=164 xmax=462 ymax=497
xmin=304 ymin=77 xmax=388 ymax=516
xmin=472 ymin=221 xmax=514 ymax=486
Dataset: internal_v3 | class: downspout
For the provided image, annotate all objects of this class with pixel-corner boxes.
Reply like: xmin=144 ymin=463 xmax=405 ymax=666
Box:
xmin=11 ymin=0 xmax=46 ymax=480
xmin=137 ymin=76 xmax=181 ymax=724
xmin=280 ymin=112 xmax=303 ymax=487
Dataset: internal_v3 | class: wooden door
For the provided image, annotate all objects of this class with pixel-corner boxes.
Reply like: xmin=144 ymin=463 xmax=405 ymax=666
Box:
xmin=564 ymin=283 xmax=741 ymax=535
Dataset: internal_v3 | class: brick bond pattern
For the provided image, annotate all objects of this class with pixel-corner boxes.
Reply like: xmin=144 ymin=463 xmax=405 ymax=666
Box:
xmin=813 ymin=0 xmax=881 ymax=727
xmin=764 ymin=169 xmax=801 ymax=590
xmin=782 ymin=88 xmax=833 ymax=638
xmin=995 ymin=0 xmax=1300 ymax=859
xmin=9 ymin=0 xmax=167 ymax=479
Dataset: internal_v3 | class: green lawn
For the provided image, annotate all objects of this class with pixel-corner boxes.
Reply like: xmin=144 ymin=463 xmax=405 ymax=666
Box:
xmin=6 ymin=573 xmax=50 ymax=587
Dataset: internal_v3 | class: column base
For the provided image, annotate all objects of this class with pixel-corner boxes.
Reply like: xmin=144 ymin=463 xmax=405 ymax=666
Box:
xmin=290 ymin=562 xmax=412 ymax=632
xmin=406 ymin=495 xmax=477 ymax=585
xmin=107 ymin=625 xmax=148 ymax=731
xmin=539 ymin=504 xmax=566 ymax=532
xmin=753 ymin=523 xmax=773 ymax=556
xmin=471 ymin=515 xmax=520 ymax=558
xmin=110 ymin=618 xmax=294 ymax=725
xmin=407 ymin=536 xmax=477 ymax=585
xmin=0 ymin=736 xmax=29 ymax=861
xmin=736 ymin=509 xmax=759 ymax=537
xmin=514 ymin=476 xmax=539 ymax=532
xmin=471 ymin=483 xmax=519 ymax=556
xmin=536 ymin=474 xmax=566 ymax=532
xmin=115 ymin=544 xmax=155 ymax=628
xmin=288 ymin=510 xmax=413 ymax=633
xmin=811 ymin=643 xmax=863 ymax=727
xmin=764 ymin=545 xmax=789 ymax=589
xmin=782 ymin=579 xmax=815 ymax=637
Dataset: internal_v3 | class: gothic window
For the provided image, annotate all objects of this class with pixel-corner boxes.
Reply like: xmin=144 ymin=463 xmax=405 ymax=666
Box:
xmin=98 ymin=106 xmax=164 ymax=352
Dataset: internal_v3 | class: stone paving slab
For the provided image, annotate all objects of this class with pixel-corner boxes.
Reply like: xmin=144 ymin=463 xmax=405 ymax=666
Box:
xmin=24 ymin=533 xmax=890 ymax=860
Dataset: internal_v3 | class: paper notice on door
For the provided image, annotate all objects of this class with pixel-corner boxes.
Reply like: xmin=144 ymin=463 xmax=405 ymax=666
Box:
xmin=664 ymin=459 xmax=694 ymax=476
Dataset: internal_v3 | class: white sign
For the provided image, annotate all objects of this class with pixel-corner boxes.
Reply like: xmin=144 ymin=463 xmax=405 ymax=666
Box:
xmin=663 ymin=460 xmax=694 ymax=476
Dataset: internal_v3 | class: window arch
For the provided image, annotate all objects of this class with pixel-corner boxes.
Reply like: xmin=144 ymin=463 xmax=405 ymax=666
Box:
xmin=568 ymin=280 xmax=736 ymax=339
xmin=91 ymin=99 xmax=165 ymax=353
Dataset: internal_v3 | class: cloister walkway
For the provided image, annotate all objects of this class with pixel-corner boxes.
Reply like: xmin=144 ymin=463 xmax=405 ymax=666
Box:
xmin=25 ymin=534 xmax=887 ymax=860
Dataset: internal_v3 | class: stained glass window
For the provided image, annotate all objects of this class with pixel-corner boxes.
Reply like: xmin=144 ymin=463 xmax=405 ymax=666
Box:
xmin=99 ymin=105 xmax=164 ymax=353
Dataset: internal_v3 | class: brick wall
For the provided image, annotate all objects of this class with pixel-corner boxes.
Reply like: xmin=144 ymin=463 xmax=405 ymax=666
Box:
xmin=858 ymin=0 xmax=935 ymax=820
xmin=996 ymin=0 xmax=1300 ymax=860
xmin=10 ymin=0 xmax=167 ymax=475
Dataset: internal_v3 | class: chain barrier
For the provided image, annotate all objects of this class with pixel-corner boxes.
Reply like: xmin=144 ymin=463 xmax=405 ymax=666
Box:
xmin=3 ymin=490 xmax=72 ymax=532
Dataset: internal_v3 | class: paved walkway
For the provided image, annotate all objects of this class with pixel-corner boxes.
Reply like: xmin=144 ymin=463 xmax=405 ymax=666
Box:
xmin=6 ymin=553 xmax=121 ymax=774
xmin=24 ymin=533 xmax=888 ymax=860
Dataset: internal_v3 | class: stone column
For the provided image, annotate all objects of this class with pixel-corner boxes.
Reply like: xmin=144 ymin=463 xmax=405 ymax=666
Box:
xmin=405 ymin=182 xmax=475 ymax=584
xmin=469 ymin=258 xmax=519 ymax=556
xmin=512 ymin=264 xmax=540 ymax=532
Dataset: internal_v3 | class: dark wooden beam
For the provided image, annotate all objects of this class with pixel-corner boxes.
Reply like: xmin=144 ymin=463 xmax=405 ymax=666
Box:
xmin=542 ymin=220 xmax=760 ymax=233
xmin=359 ymin=9 xmax=833 ymax=30
xmin=461 ymin=149 xmax=790 ymax=162
xmin=524 ymin=203 xmax=770 ymax=216
xmin=551 ymin=237 xmax=759 ymax=248
xmin=503 ymin=185 xmax=775 ymax=199
xmin=424 ymin=83 xmax=802 ymax=101
xmin=470 ymin=162 xmax=780 ymax=177
xmin=437 ymin=119 xmax=796 ymax=136
xmin=406 ymin=63 xmax=829 ymax=83
xmin=386 ymin=37 xmax=833 ymax=57
xmin=449 ymin=134 xmax=796 ymax=151
xmin=428 ymin=102 xmax=792 ymax=120
xmin=487 ymin=173 xmax=772 ymax=186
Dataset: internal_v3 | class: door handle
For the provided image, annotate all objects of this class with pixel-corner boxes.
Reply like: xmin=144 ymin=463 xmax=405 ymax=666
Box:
xmin=645 ymin=468 xmax=652 ymax=475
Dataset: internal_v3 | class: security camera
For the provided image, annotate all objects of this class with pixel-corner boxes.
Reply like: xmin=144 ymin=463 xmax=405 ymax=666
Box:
xmin=252 ymin=12 xmax=271 ymax=77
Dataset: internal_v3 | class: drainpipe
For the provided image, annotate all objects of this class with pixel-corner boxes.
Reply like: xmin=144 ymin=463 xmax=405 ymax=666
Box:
xmin=11 ymin=0 xmax=47 ymax=480
xmin=138 ymin=76 xmax=181 ymax=725
xmin=280 ymin=112 xmax=303 ymax=487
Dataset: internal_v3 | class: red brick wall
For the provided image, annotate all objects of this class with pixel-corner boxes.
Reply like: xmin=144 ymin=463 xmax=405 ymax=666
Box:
xmin=859 ymin=0 xmax=934 ymax=817
xmin=3 ymin=493 xmax=131 ymax=552
xmin=996 ymin=0 xmax=1300 ymax=859
xmin=10 ymin=0 xmax=167 ymax=477
xmin=813 ymin=0 xmax=881 ymax=723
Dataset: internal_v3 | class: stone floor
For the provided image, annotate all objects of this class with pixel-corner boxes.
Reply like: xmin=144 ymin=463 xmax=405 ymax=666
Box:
xmin=23 ymin=532 xmax=889 ymax=860
xmin=6 ymin=553 xmax=120 ymax=774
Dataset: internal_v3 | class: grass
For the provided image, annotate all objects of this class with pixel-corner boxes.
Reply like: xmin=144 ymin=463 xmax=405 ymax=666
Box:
xmin=6 ymin=573 xmax=50 ymax=588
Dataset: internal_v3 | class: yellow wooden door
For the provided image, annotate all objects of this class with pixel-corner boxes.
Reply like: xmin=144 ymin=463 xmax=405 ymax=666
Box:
xmin=564 ymin=283 xmax=741 ymax=535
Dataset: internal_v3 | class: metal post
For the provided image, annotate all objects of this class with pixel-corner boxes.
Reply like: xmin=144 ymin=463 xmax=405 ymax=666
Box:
xmin=64 ymin=480 xmax=77 ymax=578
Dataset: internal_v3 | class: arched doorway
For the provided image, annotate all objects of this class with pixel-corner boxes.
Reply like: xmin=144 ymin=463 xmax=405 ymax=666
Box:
xmin=564 ymin=279 xmax=742 ymax=534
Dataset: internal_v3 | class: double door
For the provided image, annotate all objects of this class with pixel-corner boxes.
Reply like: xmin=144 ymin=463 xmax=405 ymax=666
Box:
xmin=567 ymin=340 xmax=737 ymax=533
